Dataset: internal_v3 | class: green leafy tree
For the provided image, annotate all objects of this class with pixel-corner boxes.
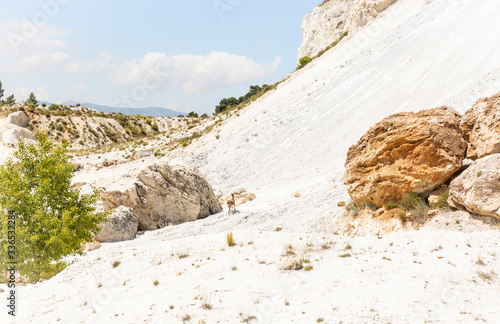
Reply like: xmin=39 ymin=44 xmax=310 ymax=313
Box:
xmin=4 ymin=95 xmax=15 ymax=105
xmin=0 ymin=81 xmax=4 ymax=101
xmin=0 ymin=133 xmax=108 ymax=282
xmin=187 ymin=111 xmax=199 ymax=118
xmin=215 ymin=97 xmax=239 ymax=115
xmin=26 ymin=92 xmax=38 ymax=106
xmin=214 ymin=84 xmax=269 ymax=115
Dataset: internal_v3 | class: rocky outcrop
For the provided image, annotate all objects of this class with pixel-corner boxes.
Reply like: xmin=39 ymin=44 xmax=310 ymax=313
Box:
xmin=343 ymin=107 xmax=467 ymax=208
xmin=6 ymin=111 xmax=30 ymax=127
xmin=0 ymin=111 xmax=35 ymax=145
xmin=298 ymin=0 xmax=397 ymax=60
xmin=460 ymin=92 xmax=500 ymax=160
xmin=95 ymin=206 xmax=138 ymax=243
xmin=100 ymin=161 xmax=222 ymax=230
xmin=448 ymin=154 xmax=500 ymax=220
xmin=2 ymin=127 xmax=35 ymax=145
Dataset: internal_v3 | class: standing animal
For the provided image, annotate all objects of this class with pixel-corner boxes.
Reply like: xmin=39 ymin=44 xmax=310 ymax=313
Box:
xmin=227 ymin=193 xmax=236 ymax=215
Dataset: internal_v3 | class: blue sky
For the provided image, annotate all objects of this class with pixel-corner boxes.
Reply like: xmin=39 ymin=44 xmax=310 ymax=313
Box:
xmin=0 ymin=0 xmax=322 ymax=114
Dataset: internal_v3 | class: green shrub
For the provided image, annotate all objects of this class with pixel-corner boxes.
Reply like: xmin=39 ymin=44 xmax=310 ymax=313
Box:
xmin=434 ymin=193 xmax=450 ymax=210
xmin=151 ymin=123 xmax=159 ymax=132
xmin=398 ymin=211 xmax=408 ymax=224
xmin=384 ymin=202 xmax=400 ymax=210
xmin=0 ymin=133 xmax=108 ymax=282
xmin=400 ymin=193 xmax=421 ymax=210
xmin=299 ymin=56 xmax=313 ymax=68
xmin=56 ymin=125 xmax=64 ymax=132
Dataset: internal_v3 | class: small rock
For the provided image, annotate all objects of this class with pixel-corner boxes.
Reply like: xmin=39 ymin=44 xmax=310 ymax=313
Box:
xmin=71 ymin=182 xmax=87 ymax=188
xmin=337 ymin=201 xmax=346 ymax=207
xmin=103 ymin=160 xmax=116 ymax=167
xmin=95 ymin=206 xmax=138 ymax=243
xmin=82 ymin=241 xmax=101 ymax=252
xmin=279 ymin=257 xmax=303 ymax=271
xmin=293 ymin=192 xmax=302 ymax=198
xmin=130 ymin=149 xmax=152 ymax=161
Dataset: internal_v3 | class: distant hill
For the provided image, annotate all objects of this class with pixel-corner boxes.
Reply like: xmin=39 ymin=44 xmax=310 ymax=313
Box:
xmin=39 ymin=101 xmax=185 ymax=117
xmin=82 ymin=103 xmax=184 ymax=117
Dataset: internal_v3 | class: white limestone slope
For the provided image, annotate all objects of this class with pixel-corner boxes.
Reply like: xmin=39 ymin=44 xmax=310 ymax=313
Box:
xmin=3 ymin=0 xmax=500 ymax=323
xmin=188 ymin=0 xmax=500 ymax=233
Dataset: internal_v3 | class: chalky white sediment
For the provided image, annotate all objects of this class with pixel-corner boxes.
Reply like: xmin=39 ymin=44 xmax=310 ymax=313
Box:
xmin=2 ymin=0 xmax=500 ymax=322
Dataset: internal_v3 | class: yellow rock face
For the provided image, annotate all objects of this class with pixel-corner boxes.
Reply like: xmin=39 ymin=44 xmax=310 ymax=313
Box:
xmin=343 ymin=106 xmax=467 ymax=208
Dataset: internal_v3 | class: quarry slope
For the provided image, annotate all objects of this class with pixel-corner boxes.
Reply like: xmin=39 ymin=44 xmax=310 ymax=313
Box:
xmin=186 ymin=0 xmax=500 ymax=232
xmin=3 ymin=0 xmax=500 ymax=323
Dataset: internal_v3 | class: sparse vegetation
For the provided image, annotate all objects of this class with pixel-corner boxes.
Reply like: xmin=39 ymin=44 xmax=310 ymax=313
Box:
xmin=345 ymin=201 xmax=360 ymax=217
xmin=434 ymin=193 xmax=450 ymax=209
xmin=400 ymin=193 xmax=430 ymax=224
xmin=384 ymin=202 xmax=400 ymax=210
xmin=227 ymin=231 xmax=235 ymax=246
xmin=240 ymin=314 xmax=257 ymax=323
xmin=112 ymin=261 xmax=121 ymax=268
xmin=477 ymin=270 xmax=497 ymax=283
xmin=315 ymin=31 xmax=349 ymax=58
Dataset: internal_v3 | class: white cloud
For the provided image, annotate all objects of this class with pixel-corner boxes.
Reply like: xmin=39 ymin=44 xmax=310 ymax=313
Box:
xmin=66 ymin=51 xmax=115 ymax=74
xmin=13 ymin=86 xmax=51 ymax=102
xmin=35 ymin=86 xmax=52 ymax=102
xmin=70 ymin=84 xmax=87 ymax=97
xmin=19 ymin=52 xmax=70 ymax=72
xmin=0 ymin=21 xmax=70 ymax=73
xmin=0 ymin=21 xmax=67 ymax=56
xmin=69 ymin=84 xmax=91 ymax=102
xmin=13 ymin=87 xmax=30 ymax=102
xmin=111 ymin=51 xmax=282 ymax=94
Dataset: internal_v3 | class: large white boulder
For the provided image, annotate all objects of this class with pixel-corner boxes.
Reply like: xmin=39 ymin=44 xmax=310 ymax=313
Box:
xmin=6 ymin=111 xmax=30 ymax=128
xmin=3 ymin=127 xmax=35 ymax=146
xmin=100 ymin=161 xmax=222 ymax=230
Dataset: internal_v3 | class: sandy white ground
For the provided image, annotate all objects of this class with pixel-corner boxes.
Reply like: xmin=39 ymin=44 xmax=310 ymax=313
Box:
xmin=7 ymin=229 xmax=500 ymax=324
xmin=1 ymin=0 xmax=500 ymax=323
